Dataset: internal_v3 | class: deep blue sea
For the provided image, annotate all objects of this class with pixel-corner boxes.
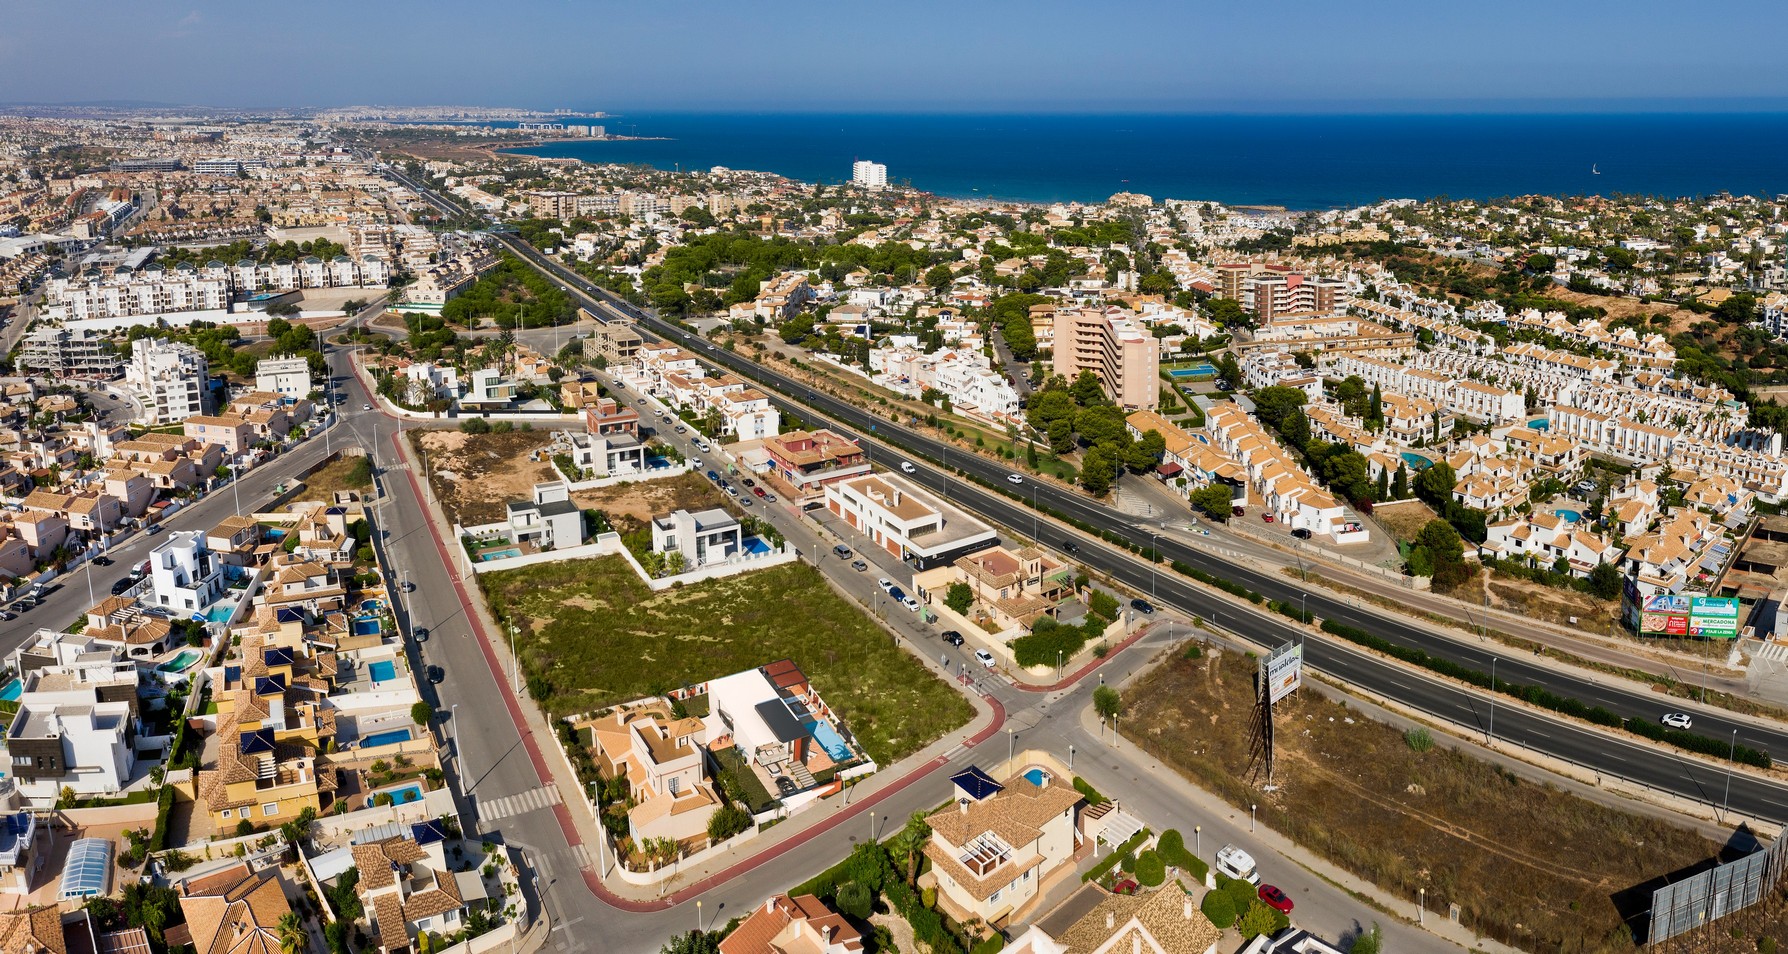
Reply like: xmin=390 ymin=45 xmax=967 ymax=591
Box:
xmin=501 ymin=112 xmax=1788 ymax=209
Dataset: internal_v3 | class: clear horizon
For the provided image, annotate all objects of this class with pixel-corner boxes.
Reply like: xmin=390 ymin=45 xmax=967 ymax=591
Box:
xmin=3 ymin=0 xmax=1785 ymax=111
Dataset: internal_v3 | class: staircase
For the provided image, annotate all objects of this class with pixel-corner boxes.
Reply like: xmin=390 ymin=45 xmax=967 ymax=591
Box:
xmin=786 ymin=760 xmax=816 ymax=790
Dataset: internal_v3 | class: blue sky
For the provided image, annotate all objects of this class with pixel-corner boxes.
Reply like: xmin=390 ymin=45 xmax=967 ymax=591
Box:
xmin=4 ymin=0 xmax=1786 ymax=112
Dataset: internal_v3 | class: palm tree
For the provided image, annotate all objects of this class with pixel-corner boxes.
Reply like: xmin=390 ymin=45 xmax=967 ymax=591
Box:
xmin=890 ymin=812 xmax=932 ymax=886
xmin=277 ymin=912 xmax=307 ymax=954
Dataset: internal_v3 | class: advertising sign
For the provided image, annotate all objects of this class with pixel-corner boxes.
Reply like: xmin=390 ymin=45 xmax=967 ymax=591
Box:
xmin=1261 ymin=642 xmax=1304 ymax=704
xmin=1689 ymin=596 xmax=1740 ymax=639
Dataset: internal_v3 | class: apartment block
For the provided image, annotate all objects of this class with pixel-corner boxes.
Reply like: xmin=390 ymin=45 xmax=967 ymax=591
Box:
xmin=125 ymin=338 xmax=212 ymax=424
xmin=255 ymin=355 xmax=312 ymax=398
xmin=1052 ymin=308 xmax=1160 ymax=410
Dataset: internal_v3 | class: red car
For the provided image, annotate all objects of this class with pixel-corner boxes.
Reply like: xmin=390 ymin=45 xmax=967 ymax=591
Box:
xmin=1261 ymin=513 xmax=1274 ymax=523
xmin=1258 ymin=884 xmax=1293 ymax=913
xmin=752 ymin=487 xmax=767 ymax=498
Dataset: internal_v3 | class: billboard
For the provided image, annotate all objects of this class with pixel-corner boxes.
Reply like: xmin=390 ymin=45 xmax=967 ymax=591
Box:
xmin=1689 ymin=597 xmax=1740 ymax=639
xmin=1648 ymin=837 xmax=1788 ymax=943
xmin=1636 ymin=594 xmax=1741 ymax=640
xmin=1261 ymin=642 xmax=1304 ymax=704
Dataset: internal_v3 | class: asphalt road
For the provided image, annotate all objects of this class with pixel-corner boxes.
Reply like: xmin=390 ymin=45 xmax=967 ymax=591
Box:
xmin=485 ymin=228 xmax=1788 ymax=827
xmin=380 ymin=168 xmax=1787 ymax=950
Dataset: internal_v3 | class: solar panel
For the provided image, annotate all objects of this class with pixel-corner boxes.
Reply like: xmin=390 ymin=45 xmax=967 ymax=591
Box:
xmin=58 ymin=838 xmax=113 ymax=899
xmin=410 ymin=819 xmax=448 ymax=846
xmin=255 ymin=674 xmax=287 ymax=696
xmin=240 ymin=727 xmax=277 ymax=755
xmin=264 ymin=647 xmax=295 ymax=667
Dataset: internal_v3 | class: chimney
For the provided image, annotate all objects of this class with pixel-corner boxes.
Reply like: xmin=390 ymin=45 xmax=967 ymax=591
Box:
xmin=766 ymin=896 xmax=776 ymax=913
xmin=1105 ymin=911 xmax=1115 ymax=930
xmin=959 ymin=799 xmax=969 ymax=815
xmin=1184 ymin=897 xmax=1193 ymax=920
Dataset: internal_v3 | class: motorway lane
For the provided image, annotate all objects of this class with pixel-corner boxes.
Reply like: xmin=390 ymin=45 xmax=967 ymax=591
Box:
xmin=488 ymin=234 xmax=1788 ymax=825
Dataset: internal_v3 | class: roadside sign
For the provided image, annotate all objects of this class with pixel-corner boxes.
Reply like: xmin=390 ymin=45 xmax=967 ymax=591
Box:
xmin=1261 ymin=642 xmax=1304 ymax=704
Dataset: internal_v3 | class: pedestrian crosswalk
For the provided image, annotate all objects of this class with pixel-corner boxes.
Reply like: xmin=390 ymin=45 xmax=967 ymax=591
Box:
xmin=476 ymin=785 xmax=563 ymax=821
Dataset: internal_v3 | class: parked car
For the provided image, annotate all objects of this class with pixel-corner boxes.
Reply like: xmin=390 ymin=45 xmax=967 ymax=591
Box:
xmin=851 ymin=559 xmax=868 ymax=571
xmin=974 ymin=648 xmax=997 ymax=668
xmin=1232 ymin=506 xmax=1245 ymax=518
xmin=690 ymin=458 xmax=702 ymax=470
xmin=674 ymin=425 xmax=687 ymax=434
xmin=942 ymin=630 xmax=965 ymax=646
xmin=834 ymin=544 xmax=853 ymax=558
xmin=1258 ymin=885 xmax=1294 ymax=914
xmin=427 ymin=665 xmax=445 ymax=684
xmin=92 ymin=556 xmax=113 ymax=567
xmin=146 ymin=524 xmax=165 ymax=535
xmin=1007 ymin=473 xmax=1024 ymax=485
xmin=110 ymin=578 xmax=135 ymax=596
xmin=887 ymin=586 xmax=909 ymax=604
xmin=900 ymin=461 xmax=916 ymax=474
xmin=0 ymin=610 xmax=14 ymax=622
xmin=902 ymin=596 xmax=919 ymax=612
xmin=413 ymin=628 xmax=430 ymax=642
xmin=1291 ymin=528 xmax=1311 ymax=539
xmin=1662 ymin=712 xmax=1693 ymax=729
xmin=878 ymin=577 xmax=894 ymax=592
xmin=743 ymin=478 xmax=756 ymax=488
xmin=764 ymin=493 xmax=778 ymax=503
xmin=1261 ymin=513 xmax=1275 ymax=523
xmin=740 ymin=497 xmax=754 ymax=507
xmin=752 ymin=487 xmax=767 ymax=498
xmin=1130 ymin=598 xmax=1155 ymax=615
xmin=802 ymin=501 xmax=826 ymax=512
xmin=725 ymin=485 xmax=739 ymax=497
xmin=707 ymin=470 xmax=721 ymax=482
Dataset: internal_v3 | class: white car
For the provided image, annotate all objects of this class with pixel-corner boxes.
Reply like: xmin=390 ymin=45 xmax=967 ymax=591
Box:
xmin=362 ymin=403 xmax=372 ymax=411
xmin=877 ymin=577 xmax=894 ymax=593
xmin=900 ymin=461 xmax=916 ymax=474
xmin=1661 ymin=712 xmax=1693 ymax=730
xmin=974 ymin=649 xmax=996 ymax=669
xmin=1007 ymin=474 xmax=1024 ymax=485
xmin=690 ymin=458 xmax=702 ymax=470
xmin=903 ymin=596 xmax=920 ymax=612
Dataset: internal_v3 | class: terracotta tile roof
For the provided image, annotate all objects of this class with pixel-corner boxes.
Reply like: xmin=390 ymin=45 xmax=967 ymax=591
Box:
xmin=0 ymin=907 xmax=67 ymax=954
xmin=1050 ymin=882 xmax=1220 ymax=954
xmin=371 ymin=894 xmax=408 ymax=953
xmin=351 ymin=837 xmax=430 ymax=890
xmin=717 ymin=894 xmax=863 ymax=954
xmin=177 ymin=865 xmax=293 ymax=954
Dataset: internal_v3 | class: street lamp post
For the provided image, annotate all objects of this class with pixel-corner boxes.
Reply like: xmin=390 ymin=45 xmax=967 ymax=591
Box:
xmin=1488 ymin=656 xmax=1498 ymax=744
xmin=869 ymin=811 xmax=876 ymax=843
xmin=1724 ymin=728 xmax=1738 ymax=818
xmin=1068 ymin=744 xmax=1074 ymax=771
xmin=1194 ymin=825 xmax=1200 ymax=857
xmin=1419 ymin=887 xmax=1426 ymax=925
xmin=1250 ymin=803 xmax=1256 ymax=832
xmin=696 ymin=900 xmax=702 ymax=935
xmin=1007 ymin=727 xmax=1014 ymax=768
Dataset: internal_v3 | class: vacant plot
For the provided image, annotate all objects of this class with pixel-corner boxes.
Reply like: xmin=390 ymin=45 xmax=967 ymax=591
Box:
xmin=411 ymin=429 xmax=556 ymax=526
xmin=1481 ymin=572 xmax=1624 ymax=637
xmin=571 ymin=471 xmax=729 ymax=532
xmin=481 ymin=557 xmax=974 ymax=765
xmin=1372 ymin=499 xmax=1438 ymax=545
xmin=1123 ymin=646 xmax=1719 ymax=953
xmin=292 ymin=453 xmax=373 ymax=506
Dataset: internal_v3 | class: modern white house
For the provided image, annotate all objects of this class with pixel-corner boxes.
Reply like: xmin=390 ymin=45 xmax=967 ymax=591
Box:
xmin=650 ymin=508 xmax=742 ymax=568
xmin=504 ymin=482 xmax=585 ymax=551
xmin=6 ymin=660 xmax=140 ymax=807
xmin=254 ymin=356 xmax=312 ymax=399
xmin=565 ymin=431 xmax=649 ymax=478
xmin=150 ymin=529 xmax=226 ymax=613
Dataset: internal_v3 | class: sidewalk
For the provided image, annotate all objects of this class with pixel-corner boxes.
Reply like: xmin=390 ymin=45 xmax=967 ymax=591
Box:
xmin=381 ymin=407 xmax=1009 ymax=911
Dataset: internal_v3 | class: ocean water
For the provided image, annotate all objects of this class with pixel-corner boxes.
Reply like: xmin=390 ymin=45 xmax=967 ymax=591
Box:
xmin=504 ymin=112 xmax=1788 ymax=209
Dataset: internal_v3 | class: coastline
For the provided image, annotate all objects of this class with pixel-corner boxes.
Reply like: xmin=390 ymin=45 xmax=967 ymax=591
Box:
xmin=485 ymin=110 xmax=1788 ymax=209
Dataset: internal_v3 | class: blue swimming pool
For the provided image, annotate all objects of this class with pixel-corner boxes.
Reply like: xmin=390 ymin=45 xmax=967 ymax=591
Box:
xmin=264 ymin=528 xmax=287 ymax=539
xmin=645 ymin=456 xmax=672 ymax=470
xmin=367 ymin=660 xmax=397 ymax=682
xmin=1023 ymin=767 xmax=1048 ymax=787
xmin=806 ymin=720 xmax=851 ymax=762
xmin=1555 ymin=509 xmax=1582 ymax=523
xmin=361 ymin=599 xmax=385 ymax=613
xmin=1399 ymin=451 xmax=1434 ymax=471
xmin=205 ymin=606 xmax=234 ymax=623
xmin=1166 ymin=364 xmax=1216 ymax=380
xmin=743 ymin=537 xmax=771 ymax=556
xmin=361 ymin=728 xmax=412 ymax=748
xmin=477 ymin=548 xmax=522 ymax=562
xmin=366 ymin=782 xmax=424 ymax=808
xmin=353 ymin=617 xmax=382 ymax=637
xmin=157 ymin=649 xmax=204 ymax=673
xmin=0 ymin=679 xmax=19 ymax=702
xmin=1529 ymin=418 xmax=1550 ymax=431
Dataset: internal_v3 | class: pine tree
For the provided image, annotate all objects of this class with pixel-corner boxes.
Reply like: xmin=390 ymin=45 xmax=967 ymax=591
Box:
xmin=1391 ymin=463 xmax=1409 ymax=500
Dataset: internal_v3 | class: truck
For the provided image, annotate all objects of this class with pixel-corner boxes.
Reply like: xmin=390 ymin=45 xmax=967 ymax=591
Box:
xmin=1215 ymin=844 xmax=1260 ymax=885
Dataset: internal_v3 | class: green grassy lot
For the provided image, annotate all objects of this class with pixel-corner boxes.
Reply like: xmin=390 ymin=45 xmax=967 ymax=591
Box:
xmin=480 ymin=557 xmax=973 ymax=765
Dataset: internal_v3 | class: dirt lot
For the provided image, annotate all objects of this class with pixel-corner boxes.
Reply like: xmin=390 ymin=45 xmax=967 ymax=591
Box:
xmin=1477 ymin=572 xmax=1624 ymax=637
xmin=1371 ymin=499 xmax=1438 ymax=545
xmin=570 ymin=471 xmax=729 ymax=533
xmin=1123 ymin=643 xmax=1722 ymax=953
xmin=292 ymin=453 xmax=373 ymax=507
xmin=412 ymin=429 xmax=557 ymax=526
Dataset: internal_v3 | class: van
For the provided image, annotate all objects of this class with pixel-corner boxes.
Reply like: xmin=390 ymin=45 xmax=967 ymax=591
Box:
xmin=1215 ymin=844 xmax=1260 ymax=885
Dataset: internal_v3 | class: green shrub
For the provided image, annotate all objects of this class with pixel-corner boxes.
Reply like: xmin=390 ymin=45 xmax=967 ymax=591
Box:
xmin=970 ymin=935 xmax=1005 ymax=954
xmin=1200 ymin=889 xmax=1236 ymax=929
xmin=1083 ymin=829 xmax=1151 ymax=883
xmin=1237 ymin=900 xmax=1287 ymax=939
xmin=1072 ymin=776 xmax=1109 ymax=805
xmin=1134 ymin=850 xmax=1166 ymax=887
xmin=834 ymin=881 xmax=872 ymax=920
xmin=1404 ymin=727 xmax=1434 ymax=752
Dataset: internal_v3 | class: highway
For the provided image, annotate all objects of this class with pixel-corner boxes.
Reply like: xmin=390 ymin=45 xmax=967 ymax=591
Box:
xmin=459 ymin=203 xmax=1788 ymax=827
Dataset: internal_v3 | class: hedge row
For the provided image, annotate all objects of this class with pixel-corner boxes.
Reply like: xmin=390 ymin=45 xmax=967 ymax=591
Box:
xmin=1083 ymin=829 xmax=1152 ymax=883
xmin=1156 ymin=829 xmax=1209 ymax=883
xmin=1319 ymin=618 xmax=1772 ymax=769
xmin=1072 ymin=776 xmax=1110 ymax=806
xmin=1172 ymin=560 xmax=1262 ymax=604
xmin=148 ymin=785 xmax=176 ymax=852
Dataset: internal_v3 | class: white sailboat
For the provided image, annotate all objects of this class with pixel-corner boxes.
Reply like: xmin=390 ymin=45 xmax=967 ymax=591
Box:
xmin=1592 ymin=163 xmax=1601 ymax=175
